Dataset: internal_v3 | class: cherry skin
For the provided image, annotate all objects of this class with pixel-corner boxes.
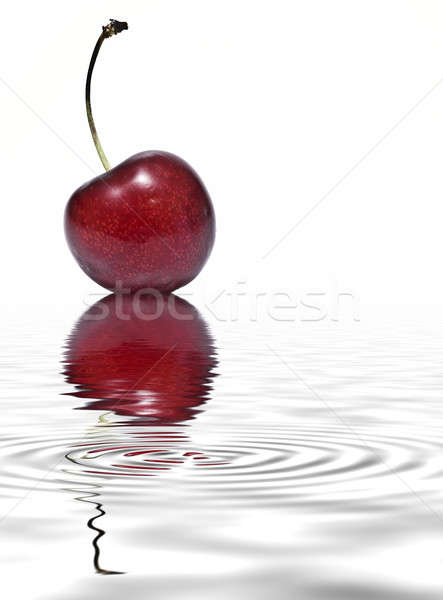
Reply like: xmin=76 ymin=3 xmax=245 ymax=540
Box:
xmin=65 ymin=151 xmax=215 ymax=292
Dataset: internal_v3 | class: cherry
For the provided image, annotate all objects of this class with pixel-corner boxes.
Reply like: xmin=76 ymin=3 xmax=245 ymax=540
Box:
xmin=65 ymin=20 xmax=215 ymax=292
xmin=63 ymin=292 xmax=218 ymax=425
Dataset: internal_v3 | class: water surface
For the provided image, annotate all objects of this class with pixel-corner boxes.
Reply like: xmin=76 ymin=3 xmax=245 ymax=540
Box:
xmin=1 ymin=300 xmax=442 ymax=599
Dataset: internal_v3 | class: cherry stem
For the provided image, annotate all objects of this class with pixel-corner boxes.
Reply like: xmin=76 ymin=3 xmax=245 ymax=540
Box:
xmin=85 ymin=19 xmax=128 ymax=171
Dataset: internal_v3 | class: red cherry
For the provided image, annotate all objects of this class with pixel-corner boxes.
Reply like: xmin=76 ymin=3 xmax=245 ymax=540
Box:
xmin=65 ymin=151 xmax=215 ymax=292
xmin=65 ymin=20 xmax=215 ymax=292
xmin=63 ymin=293 xmax=218 ymax=425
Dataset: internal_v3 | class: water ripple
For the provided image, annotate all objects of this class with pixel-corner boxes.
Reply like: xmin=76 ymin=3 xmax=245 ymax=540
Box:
xmin=2 ymin=301 xmax=443 ymax=597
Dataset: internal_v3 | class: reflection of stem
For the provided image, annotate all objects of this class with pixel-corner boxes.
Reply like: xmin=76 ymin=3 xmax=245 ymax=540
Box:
xmin=98 ymin=411 xmax=113 ymax=425
xmin=71 ymin=486 xmax=124 ymax=576
xmin=87 ymin=498 xmax=124 ymax=575
xmin=64 ymin=411 xmax=124 ymax=575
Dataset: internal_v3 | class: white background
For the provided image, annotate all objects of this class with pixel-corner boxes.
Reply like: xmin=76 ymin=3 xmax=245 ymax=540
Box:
xmin=1 ymin=0 xmax=443 ymax=319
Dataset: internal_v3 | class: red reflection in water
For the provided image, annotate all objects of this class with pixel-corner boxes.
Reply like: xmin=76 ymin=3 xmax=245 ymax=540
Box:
xmin=63 ymin=293 xmax=218 ymax=425
xmin=63 ymin=294 xmax=222 ymax=574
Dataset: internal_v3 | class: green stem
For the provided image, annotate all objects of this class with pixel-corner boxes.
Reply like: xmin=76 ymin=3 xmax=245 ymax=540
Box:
xmin=85 ymin=19 xmax=128 ymax=171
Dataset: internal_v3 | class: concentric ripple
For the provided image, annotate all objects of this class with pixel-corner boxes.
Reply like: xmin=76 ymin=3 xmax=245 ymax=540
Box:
xmin=65 ymin=430 xmax=229 ymax=478
xmin=1 ymin=421 xmax=441 ymax=510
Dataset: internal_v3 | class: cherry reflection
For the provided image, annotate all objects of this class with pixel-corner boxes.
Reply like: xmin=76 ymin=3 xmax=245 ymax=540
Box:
xmin=64 ymin=292 xmax=218 ymax=426
xmin=62 ymin=292 xmax=219 ymax=574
